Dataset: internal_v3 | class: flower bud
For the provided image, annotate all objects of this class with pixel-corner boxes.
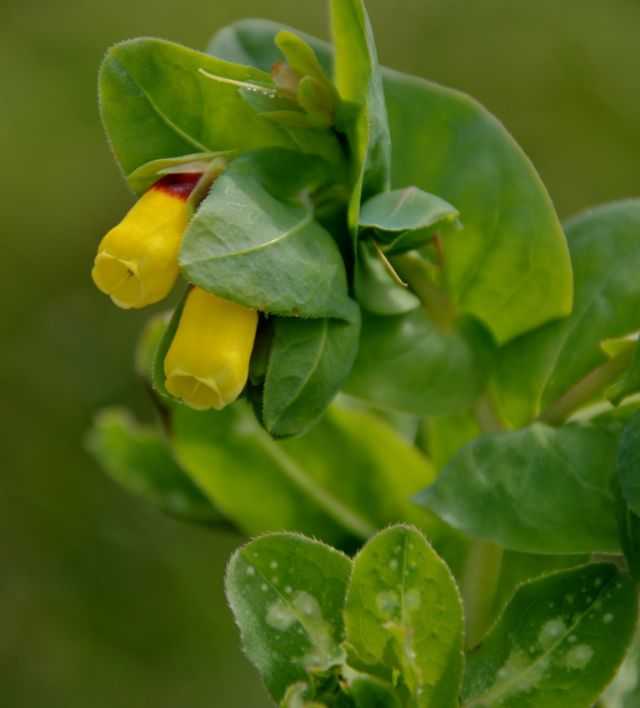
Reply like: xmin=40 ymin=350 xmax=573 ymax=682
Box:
xmin=92 ymin=174 xmax=201 ymax=309
xmin=164 ymin=287 xmax=258 ymax=411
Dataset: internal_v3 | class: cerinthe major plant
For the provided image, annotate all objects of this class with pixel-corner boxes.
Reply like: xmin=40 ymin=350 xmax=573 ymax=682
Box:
xmin=87 ymin=1 xmax=640 ymax=705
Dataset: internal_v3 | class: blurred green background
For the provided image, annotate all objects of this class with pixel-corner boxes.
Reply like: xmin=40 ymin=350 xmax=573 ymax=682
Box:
xmin=2 ymin=0 xmax=640 ymax=705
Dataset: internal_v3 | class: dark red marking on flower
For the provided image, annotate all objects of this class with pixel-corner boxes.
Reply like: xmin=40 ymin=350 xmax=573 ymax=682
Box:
xmin=153 ymin=173 xmax=203 ymax=200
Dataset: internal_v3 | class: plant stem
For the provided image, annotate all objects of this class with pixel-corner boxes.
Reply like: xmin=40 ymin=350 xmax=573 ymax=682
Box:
xmin=536 ymin=346 xmax=635 ymax=426
xmin=462 ymin=540 xmax=503 ymax=650
xmin=391 ymin=252 xmax=457 ymax=329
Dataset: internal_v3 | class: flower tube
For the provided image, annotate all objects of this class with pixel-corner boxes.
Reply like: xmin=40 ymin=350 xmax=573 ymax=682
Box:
xmin=164 ymin=287 xmax=259 ymax=411
xmin=91 ymin=173 xmax=201 ymax=308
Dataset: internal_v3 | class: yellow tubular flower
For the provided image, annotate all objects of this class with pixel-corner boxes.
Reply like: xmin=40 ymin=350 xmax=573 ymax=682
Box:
xmin=91 ymin=174 xmax=201 ymax=308
xmin=164 ymin=287 xmax=259 ymax=411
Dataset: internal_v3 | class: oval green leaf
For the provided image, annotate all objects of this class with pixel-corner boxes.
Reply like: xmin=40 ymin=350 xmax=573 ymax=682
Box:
xmin=418 ymin=421 xmax=620 ymax=554
xmin=344 ymin=525 xmax=464 ymax=708
xmin=462 ymin=563 xmax=638 ymax=707
xmin=226 ymin=532 xmax=351 ymax=701
xmin=262 ymin=314 xmax=361 ymax=439
xmin=180 ymin=148 xmax=358 ymax=321
xmin=99 ymin=38 xmax=294 ymax=177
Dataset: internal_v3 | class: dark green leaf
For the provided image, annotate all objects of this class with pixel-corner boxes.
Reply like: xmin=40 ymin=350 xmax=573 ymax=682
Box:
xmin=225 ymin=533 xmax=351 ymax=701
xmin=262 ymin=314 xmax=361 ymax=439
xmin=462 ymin=564 xmax=638 ymax=707
xmin=170 ymin=402 xmax=437 ymax=549
xmin=86 ymin=408 xmax=219 ymax=523
xmin=496 ymin=200 xmax=640 ymax=426
xmin=344 ymin=310 xmax=495 ymax=416
xmin=180 ymin=148 xmax=358 ymax=321
xmin=344 ymin=526 xmax=464 ymax=707
xmin=418 ymin=421 xmax=620 ymax=553
xmin=99 ymin=38 xmax=294 ymax=176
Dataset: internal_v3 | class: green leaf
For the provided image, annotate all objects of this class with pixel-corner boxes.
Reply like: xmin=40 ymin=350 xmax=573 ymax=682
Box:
xmin=496 ymin=200 xmax=640 ymax=426
xmin=86 ymin=408 xmax=220 ymax=523
xmin=99 ymin=38 xmax=295 ymax=177
xmin=618 ymin=411 xmax=640 ymax=515
xmin=344 ymin=310 xmax=495 ymax=416
xmin=344 ymin=525 xmax=464 ymax=707
xmin=170 ymin=401 xmax=437 ymax=549
xmin=262 ymin=314 xmax=361 ymax=439
xmin=359 ymin=187 xmax=459 ymax=255
xmin=462 ymin=563 xmax=639 ymax=707
xmin=330 ymin=0 xmax=391 ymax=226
xmin=208 ymin=20 xmax=572 ymax=343
xmin=179 ymin=148 xmax=358 ymax=321
xmin=383 ymin=70 xmax=572 ymax=345
xmin=225 ymin=533 xmax=351 ymax=701
xmin=418 ymin=421 xmax=620 ymax=554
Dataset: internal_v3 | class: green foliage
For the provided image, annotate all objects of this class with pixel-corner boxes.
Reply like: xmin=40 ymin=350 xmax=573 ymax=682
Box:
xmin=180 ymin=148 xmax=358 ymax=321
xmin=226 ymin=533 xmax=351 ymax=702
xmin=261 ymin=315 xmax=361 ymax=438
xmin=418 ymin=421 xmax=620 ymax=553
xmin=86 ymin=408 xmax=220 ymax=523
xmin=495 ymin=200 xmax=640 ymax=426
xmin=463 ymin=564 xmax=638 ymax=707
xmin=344 ymin=526 xmax=464 ymax=707
xmin=226 ymin=526 xmax=466 ymax=707
xmin=91 ymin=1 xmax=640 ymax=706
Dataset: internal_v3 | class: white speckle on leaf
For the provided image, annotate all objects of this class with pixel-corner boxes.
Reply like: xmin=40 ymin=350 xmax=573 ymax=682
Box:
xmin=594 ymin=577 xmax=603 ymax=587
xmin=564 ymin=644 xmax=593 ymax=669
xmin=376 ymin=591 xmax=400 ymax=618
xmin=270 ymin=561 xmax=278 ymax=570
xmin=405 ymin=588 xmax=422 ymax=613
xmin=538 ymin=619 xmax=567 ymax=649
xmin=568 ymin=635 xmax=577 ymax=643
xmin=285 ymin=586 xmax=292 ymax=595
xmin=261 ymin=583 xmax=268 ymax=592
xmin=389 ymin=559 xmax=399 ymax=570
xmin=266 ymin=598 xmax=296 ymax=631
xmin=246 ymin=566 xmax=255 ymax=576
xmin=271 ymin=576 xmax=279 ymax=584
xmin=603 ymin=613 xmax=613 ymax=624
xmin=565 ymin=594 xmax=575 ymax=604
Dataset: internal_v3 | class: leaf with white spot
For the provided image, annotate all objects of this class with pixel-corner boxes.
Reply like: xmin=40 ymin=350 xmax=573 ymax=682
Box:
xmin=226 ymin=533 xmax=351 ymax=702
xmin=462 ymin=563 xmax=638 ymax=707
xmin=344 ymin=525 xmax=464 ymax=707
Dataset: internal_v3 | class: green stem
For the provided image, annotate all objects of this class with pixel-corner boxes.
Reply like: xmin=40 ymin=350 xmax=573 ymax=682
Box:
xmin=462 ymin=540 xmax=504 ymax=650
xmin=536 ymin=346 xmax=635 ymax=426
xmin=391 ymin=252 xmax=457 ymax=329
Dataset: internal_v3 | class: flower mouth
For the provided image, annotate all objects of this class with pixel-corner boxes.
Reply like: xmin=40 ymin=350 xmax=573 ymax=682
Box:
xmin=92 ymin=253 xmax=145 ymax=309
xmin=164 ymin=372 xmax=229 ymax=411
